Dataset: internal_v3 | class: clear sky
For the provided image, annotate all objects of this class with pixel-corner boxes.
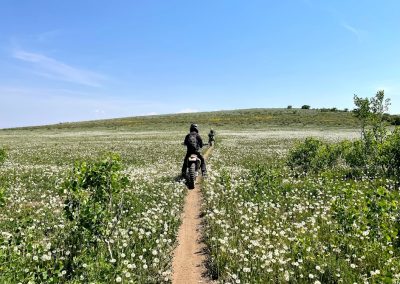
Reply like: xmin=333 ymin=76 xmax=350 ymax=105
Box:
xmin=1 ymin=0 xmax=399 ymax=128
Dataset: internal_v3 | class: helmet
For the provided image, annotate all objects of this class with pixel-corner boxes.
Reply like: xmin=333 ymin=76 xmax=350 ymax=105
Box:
xmin=190 ymin=123 xmax=199 ymax=133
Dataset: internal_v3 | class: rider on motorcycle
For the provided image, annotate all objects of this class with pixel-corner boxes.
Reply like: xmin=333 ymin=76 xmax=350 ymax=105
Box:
xmin=181 ymin=123 xmax=207 ymax=178
xmin=208 ymin=129 xmax=216 ymax=146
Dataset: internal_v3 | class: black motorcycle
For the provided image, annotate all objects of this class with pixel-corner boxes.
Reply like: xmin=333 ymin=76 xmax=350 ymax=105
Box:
xmin=183 ymin=144 xmax=208 ymax=189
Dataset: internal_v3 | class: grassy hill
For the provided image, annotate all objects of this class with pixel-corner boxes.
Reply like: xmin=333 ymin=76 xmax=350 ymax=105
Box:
xmin=3 ymin=108 xmax=365 ymax=131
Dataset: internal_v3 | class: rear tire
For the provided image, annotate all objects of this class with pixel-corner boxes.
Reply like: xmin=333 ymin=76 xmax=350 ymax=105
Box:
xmin=188 ymin=162 xmax=196 ymax=189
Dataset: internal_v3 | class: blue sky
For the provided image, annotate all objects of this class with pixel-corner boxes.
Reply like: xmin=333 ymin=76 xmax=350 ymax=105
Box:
xmin=1 ymin=0 xmax=399 ymax=128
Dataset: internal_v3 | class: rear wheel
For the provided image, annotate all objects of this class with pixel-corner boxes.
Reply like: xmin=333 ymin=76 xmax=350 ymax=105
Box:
xmin=188 ymin=162 xmax=196 ymax=189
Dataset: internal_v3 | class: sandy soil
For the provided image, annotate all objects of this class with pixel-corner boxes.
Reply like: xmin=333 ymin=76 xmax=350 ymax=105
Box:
xmin=172 ymin=147 xmax=213 ymax=284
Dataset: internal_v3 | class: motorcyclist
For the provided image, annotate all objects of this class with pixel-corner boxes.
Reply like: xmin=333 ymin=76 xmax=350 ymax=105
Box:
xmin=181 ymin=123 xmax=207 ymax=178
xmin=208 ymin=129 xmax=216 ymax=146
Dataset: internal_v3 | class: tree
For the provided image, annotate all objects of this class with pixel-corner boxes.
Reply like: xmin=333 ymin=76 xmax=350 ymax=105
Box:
xmin=301 ymin=105 xmax=310 ymax=109
xmin=287 ymin=105 xmax=293 ymax=109
xmin=353 ymin=95 xmax=370 ymax=138
xmin=369 ymin=90 xmax=391 ymax=142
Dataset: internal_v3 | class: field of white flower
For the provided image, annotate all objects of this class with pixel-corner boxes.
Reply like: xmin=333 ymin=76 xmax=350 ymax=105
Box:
xmin=203 ymin=130 xmax=400 ymax=283
xmin=0 ymin=130 xmax=188 ymax=283
xmin=1 ymin=127 xmax=399 ymax=283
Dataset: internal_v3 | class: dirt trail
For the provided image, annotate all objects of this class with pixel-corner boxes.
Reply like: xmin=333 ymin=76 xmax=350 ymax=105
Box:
xmin=172 ymin=147 xmax=213 ymax=284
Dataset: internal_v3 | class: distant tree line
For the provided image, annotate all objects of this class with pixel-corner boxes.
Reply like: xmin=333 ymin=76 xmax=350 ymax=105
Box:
xmin=286 ymin=100 xmax=399 ymax=126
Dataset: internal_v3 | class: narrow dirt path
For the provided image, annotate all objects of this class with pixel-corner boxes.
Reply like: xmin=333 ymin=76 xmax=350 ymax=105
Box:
xmin=172 ymin=147 xmax=213 ymax=284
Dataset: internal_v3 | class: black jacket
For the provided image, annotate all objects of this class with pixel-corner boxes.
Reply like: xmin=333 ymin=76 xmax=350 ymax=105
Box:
xmin=184 ymin=131 xmax=204 ymax=151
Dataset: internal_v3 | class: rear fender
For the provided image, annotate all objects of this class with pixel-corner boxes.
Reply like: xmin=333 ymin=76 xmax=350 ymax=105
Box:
xmin=188 ymin=154 xmax=198 ymax=162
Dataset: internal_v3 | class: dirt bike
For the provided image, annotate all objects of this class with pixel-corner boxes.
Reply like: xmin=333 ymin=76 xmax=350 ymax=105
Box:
xmin=183 ymin=144 xmax=208 ymax=189
xmin=208 ymin=137 xmax=215 ymax=146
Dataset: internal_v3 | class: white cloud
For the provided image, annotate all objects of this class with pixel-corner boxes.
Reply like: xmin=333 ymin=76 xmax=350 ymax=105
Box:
xmin=341 ymin=22 xmax=366 ymax=41
xmin=12 ymin=49 xmax=106 ymax=87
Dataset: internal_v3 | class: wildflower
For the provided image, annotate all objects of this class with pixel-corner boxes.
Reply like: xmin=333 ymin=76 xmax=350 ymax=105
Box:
xmin=284 ymin=271 xmax=290 ymax=281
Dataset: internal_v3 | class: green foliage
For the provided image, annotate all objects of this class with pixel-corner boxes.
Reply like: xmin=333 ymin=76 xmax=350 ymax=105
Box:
xmin=379 ymin=127 xmax=400 ymax=178
xmin=286 ymin=138 xmax=341 ymax=174
xmin=353 ymin=94 xmax=370 ymax=138
xmin=63 ymin=153 xmax=128 ymax=278
xmin=369 ymin=90 xmax=391 ymax=142
xmin=287 ymin=137 xmax=322 ymax=173
xmin=287 ymin=91 xmax=398 ymax=179
xmin=390 ymin=115 xmax=400 ymax=126
xmin=340 ymin=140 xmax=368 ymax=172
xmin=301 ymin=105 xmax=311 ymax=109
xmin=0 ymin=147 xmax=6 ymax=164
xmin=287 ymin=105 xmax=292 ymax=109
xmin=332 ymin=181 xmax=399 ymax=246
xmin=204 ymin=156 xmax=400 ymax=283
xmin=0 ymin=187 xmax=5 ymax=207
xmin=354 ymin=90 xmax=391 ymax=141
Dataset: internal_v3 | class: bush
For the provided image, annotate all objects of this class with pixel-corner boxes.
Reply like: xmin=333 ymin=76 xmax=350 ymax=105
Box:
xmin=301 ymin=105 xmax=311 ymax=109
xmin=379 ymin=127 xmax=400 ymax=178
xmin=287 ymin=105 xmax=293 ymax=109
xmin=390 ymin=115 xmax=400 ymax=126
xmin=0 ymin=187 xmax=5 ymax=207
xmin=287 ymin=138 xmax=324 ymax=174
xmin=339 ymin=140 xmax=369 ymax=177
xmin=63 ymin=153 xmax=128 ymax=278
xmin=287 ymin=138 xmax=342 ymax=175
xmin=314 ymin=143 xmax=341 ymax=170
xmin=0 ymin=148 xmax=6 ymax=164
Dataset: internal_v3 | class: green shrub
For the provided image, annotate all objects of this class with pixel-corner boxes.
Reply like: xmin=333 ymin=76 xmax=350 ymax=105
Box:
xmin=287 ymin=138 xmax=342 ymax=175
xmin=287 ymin=137 xmax=324 ymax=174
xmin=63 ymin=153 xmax=128 ymax=278
xmin=301 ymin=105 xmax=311 ymax=109
xmin=313 ymin=142 xmax=341 ymax=170
xmin=390 ymin=115 xmax=400 ymax=126
xmin=0 ymin=187 xmax=5 ymax=207
xmin=340 ymin=140 xmax=368 ymax=169
xmin=379 ymin=127 xmax=400 ymax=178
xmin=0 ymin=148 xmax=6 ymax=164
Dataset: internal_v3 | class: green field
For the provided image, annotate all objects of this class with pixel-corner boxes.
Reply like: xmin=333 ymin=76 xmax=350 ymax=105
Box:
xmin=1 ymin=109 xmax=399 ymax=283
xmin=8 ymin=108 xmax=363 ymax=131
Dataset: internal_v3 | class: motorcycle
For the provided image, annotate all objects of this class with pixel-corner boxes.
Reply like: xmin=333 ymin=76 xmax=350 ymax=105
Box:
xmin=183 ymin=144 xmax=208 ymax=189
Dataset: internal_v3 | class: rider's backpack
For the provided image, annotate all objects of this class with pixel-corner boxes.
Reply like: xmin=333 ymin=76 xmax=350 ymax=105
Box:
xmin=187 ymin=132 xmax=198 ymax=150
